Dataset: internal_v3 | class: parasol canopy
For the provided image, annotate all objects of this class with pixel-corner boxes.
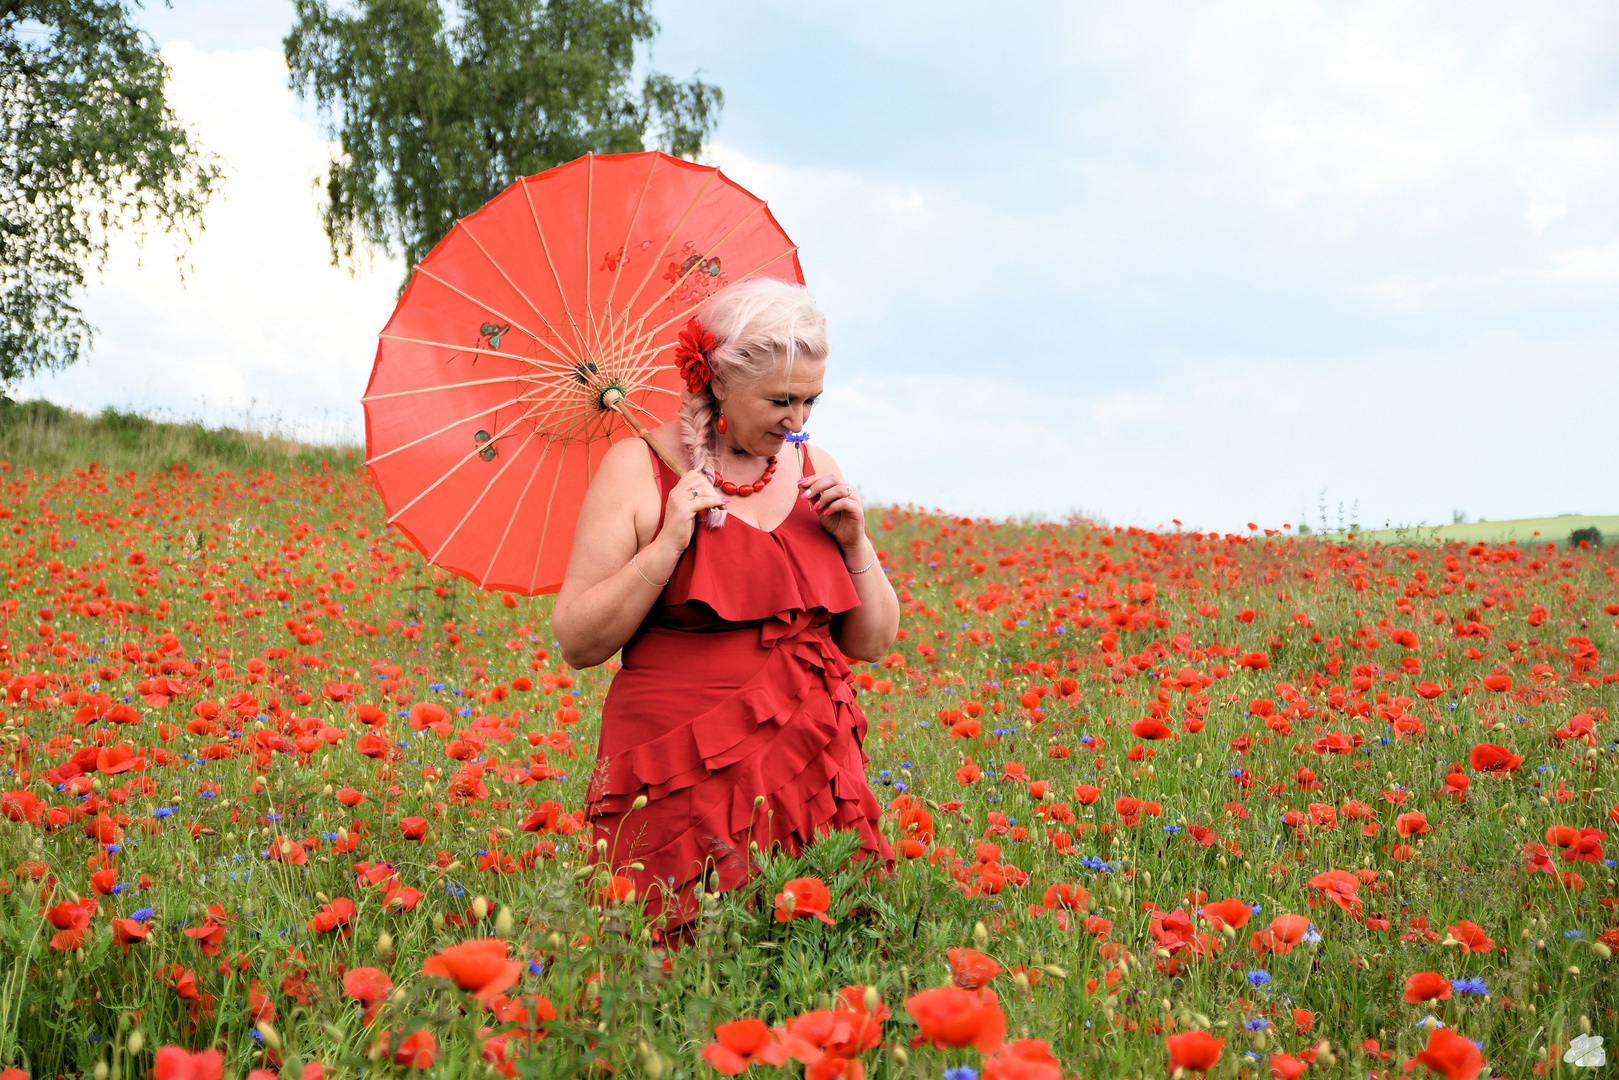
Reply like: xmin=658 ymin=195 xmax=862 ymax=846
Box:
xmin=363 ymin=150 xmax=804 ymax=596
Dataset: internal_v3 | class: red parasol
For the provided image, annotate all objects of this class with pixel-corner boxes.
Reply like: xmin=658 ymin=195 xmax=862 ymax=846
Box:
xmin=363 ymin=151 xmax=804 ymax=595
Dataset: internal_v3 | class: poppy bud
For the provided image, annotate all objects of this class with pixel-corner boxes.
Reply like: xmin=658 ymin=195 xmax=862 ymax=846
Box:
xmin=973 ymin=921 xmax=988 ymax=949
xmin=495 ymin=906 xmax=513 ymax=938
xmin=864 ymin=985 xmax=880 ymax=1013
xmin=127 ymin=1031 xmax=144 ymax=1055
xmin=1593 ymin=943 xmax=1612 ymax=959
xmin=472 ymin=897 xmax=490 ymax=921
xmin=256 ymin=1022 xmax=282 ymax=1050
xmin=94 ymin=1062 xmax=108 ymax=1080
xmin=1315 ymin=1040 xmax=1337 ymax=1066
xmin=316 ymin=891 xmax=329 ymax=903
xmin=632 ymin=795 xmax=648 ymax=811
xmin=376 ymin=931 xmax=393 ymax=959
xmin=1581 ymin=1015 xmax=1592 ymax=1034
xmin=1042 ymin=964 xmax=1068 ymax=979
xmin=629 ymin=861 xmax=645 ymax=871
xmin=890 ymin=1047 xmax=909 ymax=1067
xmin=595 ymin=839 xmax=608 ymax=854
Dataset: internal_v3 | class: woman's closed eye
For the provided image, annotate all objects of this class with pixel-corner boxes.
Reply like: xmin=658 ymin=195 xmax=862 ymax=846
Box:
xmin=775 ymin=396 xmax=820 ymax=407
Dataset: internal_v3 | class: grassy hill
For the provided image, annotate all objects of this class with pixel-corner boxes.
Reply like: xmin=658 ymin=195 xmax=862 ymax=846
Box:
xmin=0 ymin=397 xmax=358 ymax=475
xmin=1330 ymin=514 xmax=1614 ymax=547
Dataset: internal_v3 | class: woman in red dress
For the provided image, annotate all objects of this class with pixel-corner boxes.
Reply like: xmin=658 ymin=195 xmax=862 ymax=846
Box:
xmin=552 ymin=279 xmax=900 ymax=931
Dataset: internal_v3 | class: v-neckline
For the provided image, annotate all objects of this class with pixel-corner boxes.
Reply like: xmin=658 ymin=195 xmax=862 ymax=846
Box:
xmin=726 ymin=493 xmax=802 ymax=535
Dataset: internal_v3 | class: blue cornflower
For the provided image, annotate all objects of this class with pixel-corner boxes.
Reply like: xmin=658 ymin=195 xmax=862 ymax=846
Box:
xmin=528 ymin=960 xmax=545 ymax=976
xmin=1564 ymin=928 xmax=1584 ymax=940
xmin=1164 ymin=825 xmax=1182 ymax=834
xmin=943 ymin=1067 xmax=979 ymax=1080
xmin=1245 ymin=1017 xmax=1270 ymax=1031
xmin=131 ymin=907 xmax=154 ymax=922
xmin=152 ymin=807 xmax=175 ymax=818
xmin=1247 ymin=970 xmax=1271 ymax=987
xmin=783 ymin=431 xmax=810 ymax=444
xmin=1453 ymin=978 xmax=1488 ymax=995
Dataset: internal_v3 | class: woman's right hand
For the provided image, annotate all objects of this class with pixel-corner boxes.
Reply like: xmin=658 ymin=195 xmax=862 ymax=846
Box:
xmin=656 ymin=469 xmax=726 ymax=555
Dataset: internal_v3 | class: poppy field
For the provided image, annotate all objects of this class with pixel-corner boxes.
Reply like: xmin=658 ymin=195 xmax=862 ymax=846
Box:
xmin=0 ymin=455 xmax=1615 ymax=1080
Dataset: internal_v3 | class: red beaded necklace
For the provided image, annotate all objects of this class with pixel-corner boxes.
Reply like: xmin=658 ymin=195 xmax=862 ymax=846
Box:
xmin=714 ymin=455 xmax=777 ymax=497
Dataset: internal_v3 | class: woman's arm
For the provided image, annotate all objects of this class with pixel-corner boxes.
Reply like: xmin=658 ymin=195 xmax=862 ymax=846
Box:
xmin=551 ymin=439 xmax=723 ymax=668
xmin=801 ymin=445 xmax=900 ymax=662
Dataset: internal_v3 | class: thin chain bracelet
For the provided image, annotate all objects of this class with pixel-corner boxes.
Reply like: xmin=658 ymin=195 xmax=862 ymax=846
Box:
xmin=630 ymin=553 xmax=670 ymax=588
xmin=847 ymin=553 xmax=880 ymax=575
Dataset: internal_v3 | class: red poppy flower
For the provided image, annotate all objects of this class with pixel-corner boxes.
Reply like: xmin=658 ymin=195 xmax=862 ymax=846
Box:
xmin=1396 ymin=812 xmax=1430 ymax=838
xmin=1402 ymin=1027 xmax=1484 ymax=1080
xmin=904 ymin=986 xmax=1006 ymax=1053
xmin=345 ymin=965 xmax=394 ymax=1024
xmin=112 ymin=918 xmax=150 ymax=952
xmin=982 ymin=1038 xmax=1063 ymax=1080
xmin=373 ymin=1028 xmax=437 ymax=1069
xmin=1447 ymin=920 xmax=1494 ymax=954
xmin=1165 ymin=1030 xmax=1224 ymax=1072
xmin=947 ymin=947 xmax=1003 ymax=988
xmin=1468 ymin=743 xmax=1523 ymax=772
xmin=421 ymin=938 xmax=523 ymax=1004
xmin=701 ymin=1018 xmax=791 ymax=1074
xmin=153 ymin=1047 xmax=225 ymax=1080
xmin=1129 ymin=716 xmax=1173 ymax=740
xmin=1199 ymin=898 xmax=1253 ymax=930
xmin=775 ymin=877 xmax=837 ymax=925
xmin=308 ymin=897 xmax=358 ymax=937
xmin=1403 ymin=972 xmax=1452 ymax=1003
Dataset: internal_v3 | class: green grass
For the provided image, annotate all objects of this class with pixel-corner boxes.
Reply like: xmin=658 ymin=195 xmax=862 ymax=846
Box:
xmin=1332 ymin=515 xmax=1616 ymax=548
xmin=0 ymin=435 xmax=1611 ymax=1079
xmin=0 ymin=397 xmax=357 ymax=477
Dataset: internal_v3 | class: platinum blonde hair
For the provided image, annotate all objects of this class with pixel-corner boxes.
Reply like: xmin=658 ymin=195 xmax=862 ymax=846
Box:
xmin=679 ymin=279 xmax=827 ymax=524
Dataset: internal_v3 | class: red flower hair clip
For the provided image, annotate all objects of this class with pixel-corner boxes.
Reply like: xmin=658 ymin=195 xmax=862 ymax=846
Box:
xmin=674 ymin=318 xmax=717 ymax=394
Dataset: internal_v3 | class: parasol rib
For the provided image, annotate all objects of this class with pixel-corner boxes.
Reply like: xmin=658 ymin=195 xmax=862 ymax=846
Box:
xmin=453 ymin=221 xmax=584 ymax=365
xmin=361 ymin=373 xmax=533 ymax=402
xmin=426 ymin=423 xmax=544 ymax=564
xmin=521 ymin=175 xmax=591 ymax=361
xmin=412 ymin=268 xmax=572 ymax=368
xmin=376 ymin=335 xmax=605 ymax=395
xmin=610 ymin=168 xmax=721 ymax=347
xmin=478 ymin=434 xmax=559 ymax=588
xmin=601 ymin=154 xmax=661 ymax=340
xmin=384 ymin=406 xmax=550 ymax=523
xmin=614 ymin=243 xmax=800 ymax=376
xmin=364 ymin=392 xmax=529 ymax=466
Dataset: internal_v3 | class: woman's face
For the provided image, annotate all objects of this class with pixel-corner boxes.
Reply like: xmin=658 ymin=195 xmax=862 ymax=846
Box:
xmin=715 ymin=354 xmax=826 ymax=458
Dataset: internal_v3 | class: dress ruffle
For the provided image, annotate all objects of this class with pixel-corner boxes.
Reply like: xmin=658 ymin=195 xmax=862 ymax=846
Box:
xmin=582 ymin=442 xmax=894 ymax=928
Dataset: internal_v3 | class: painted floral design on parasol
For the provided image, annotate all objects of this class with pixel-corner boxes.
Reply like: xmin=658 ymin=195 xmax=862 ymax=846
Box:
xmin=363 ymin=151 xmax=804 ymax=596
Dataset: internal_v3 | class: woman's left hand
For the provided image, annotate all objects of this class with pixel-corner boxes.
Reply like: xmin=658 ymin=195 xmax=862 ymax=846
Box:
xmin=799 ymin=472 xmax=868 ymax=552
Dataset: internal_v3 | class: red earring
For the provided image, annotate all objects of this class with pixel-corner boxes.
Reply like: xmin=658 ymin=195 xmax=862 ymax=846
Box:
xmin=717 ymin=412 xmax=728 ymax=434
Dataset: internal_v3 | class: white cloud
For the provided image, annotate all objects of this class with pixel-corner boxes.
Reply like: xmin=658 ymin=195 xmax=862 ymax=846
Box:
xmin=17 ymin=9 xmax=1619 ymax=533
xmin=814 ymin=332 xmax=1619 ymax=532
xmin=19 ymin=41 xmax=403 ymax=443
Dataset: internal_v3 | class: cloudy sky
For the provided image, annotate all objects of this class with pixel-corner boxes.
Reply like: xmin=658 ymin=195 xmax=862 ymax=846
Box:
xmin=20 ymin=0 xmax=1619 ymax=530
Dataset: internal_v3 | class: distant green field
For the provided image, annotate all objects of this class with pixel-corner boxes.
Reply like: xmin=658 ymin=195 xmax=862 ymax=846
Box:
xmin=1332 ymin=514 xmax=1615 ymax=546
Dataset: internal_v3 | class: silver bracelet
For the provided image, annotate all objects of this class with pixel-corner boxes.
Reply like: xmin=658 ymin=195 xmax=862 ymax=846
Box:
xmin=629 ymin=553 xmax=670 ymax=588
xmin=847 ymin=553 xmax=880 ymax=575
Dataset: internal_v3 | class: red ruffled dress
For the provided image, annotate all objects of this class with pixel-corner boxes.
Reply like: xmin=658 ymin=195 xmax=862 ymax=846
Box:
xmin=582 ymin=441 xmax=895 ymax=927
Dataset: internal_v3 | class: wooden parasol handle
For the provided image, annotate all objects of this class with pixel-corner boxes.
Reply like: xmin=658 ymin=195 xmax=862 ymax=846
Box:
xmin=600 ymin=388 xmax=684 ymax=474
